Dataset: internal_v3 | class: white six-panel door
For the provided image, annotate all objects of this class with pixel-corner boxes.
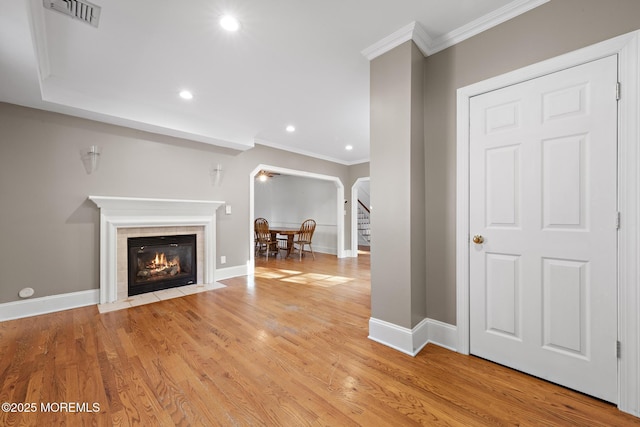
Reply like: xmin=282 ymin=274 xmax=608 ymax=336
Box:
xmin=469 ymin=55 xmax=618 ymax=403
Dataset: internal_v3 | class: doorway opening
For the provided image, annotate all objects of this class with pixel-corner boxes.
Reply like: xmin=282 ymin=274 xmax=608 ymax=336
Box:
xmin=351 ymin=177 xmax=370 ymax=257
xmin=249 ymin=164 xmax=345 ymax=271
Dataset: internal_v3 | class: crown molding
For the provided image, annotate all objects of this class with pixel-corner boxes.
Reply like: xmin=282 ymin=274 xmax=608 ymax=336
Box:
xmin=362 ymin=0 xmax=550 ymax=60
xmin=361 ymin=22 xmax=432 ymax=61
xmin=254 ymin=139 xmax=369 ymax=166
xmin=427 ymin=0 xmax=550 ymax=55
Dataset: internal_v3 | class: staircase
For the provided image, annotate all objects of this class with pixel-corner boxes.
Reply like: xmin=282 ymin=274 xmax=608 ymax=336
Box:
xmin=357 ymin=200 xmax=370 ymax=247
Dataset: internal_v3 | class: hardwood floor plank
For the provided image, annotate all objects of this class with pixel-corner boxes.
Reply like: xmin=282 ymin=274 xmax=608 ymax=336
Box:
xmin=1 ymin=252 xmax=639 ymax=425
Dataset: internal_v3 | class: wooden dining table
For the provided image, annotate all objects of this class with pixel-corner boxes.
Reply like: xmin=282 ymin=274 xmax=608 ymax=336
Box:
xmin=268 ymin=227 xmax=299 ymax=258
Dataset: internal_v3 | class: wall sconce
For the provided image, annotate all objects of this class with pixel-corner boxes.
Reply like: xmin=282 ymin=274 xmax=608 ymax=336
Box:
xmin=81 ymin=145 xmax=101 ymax=174
xmin=210 ymin=163 xmax=224 ymax=186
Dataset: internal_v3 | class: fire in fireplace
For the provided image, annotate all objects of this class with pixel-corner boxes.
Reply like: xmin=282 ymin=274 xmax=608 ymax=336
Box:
xmin=127 ymin=234 xmax=197 ymax=296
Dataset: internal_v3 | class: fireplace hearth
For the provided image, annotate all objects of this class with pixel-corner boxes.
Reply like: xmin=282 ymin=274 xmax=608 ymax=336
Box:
xmin=127 ymin=234 xmax=197 ymax=296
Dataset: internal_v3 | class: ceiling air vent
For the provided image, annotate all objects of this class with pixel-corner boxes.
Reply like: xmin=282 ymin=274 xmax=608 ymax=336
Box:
xmin=43 ymin=0 xmax=101 ymax=28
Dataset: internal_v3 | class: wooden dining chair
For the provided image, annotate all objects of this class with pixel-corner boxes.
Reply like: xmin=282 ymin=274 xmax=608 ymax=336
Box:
xmin=255 ymin=218 xmax=278 ymax=260
xmin=292 ymin=219 xmax=316 ymax=260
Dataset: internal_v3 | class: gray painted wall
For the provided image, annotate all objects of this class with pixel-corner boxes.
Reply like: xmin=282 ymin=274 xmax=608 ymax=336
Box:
xmin=370 ymin=42 xmax=412 ymax=328
xmin=348 ymin=162 xmax=370 ymax=188
xmin=370 ymin=41 xmax=426 ymax=329
xmin=424 ymin=0 xmax=640 ymax=325
xmin=410 ymin=42 xmax=426 ymax=327
xmin=0 ymin=103 xmax=365 ymax=303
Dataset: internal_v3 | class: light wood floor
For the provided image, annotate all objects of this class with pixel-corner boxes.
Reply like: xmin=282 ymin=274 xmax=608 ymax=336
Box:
xmin=1 ymin=252 xmax=638 ymax=426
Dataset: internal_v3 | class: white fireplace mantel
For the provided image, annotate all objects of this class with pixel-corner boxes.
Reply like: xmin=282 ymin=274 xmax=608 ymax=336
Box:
xmin=89 ymin=196 xmax=225 ymax=303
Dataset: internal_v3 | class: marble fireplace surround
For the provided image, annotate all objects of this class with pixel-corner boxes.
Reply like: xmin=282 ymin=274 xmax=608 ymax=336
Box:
xmin=89 ymin=196 xmax=225 ymax=304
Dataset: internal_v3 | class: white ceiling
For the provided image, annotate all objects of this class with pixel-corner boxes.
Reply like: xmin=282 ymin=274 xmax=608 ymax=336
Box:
xmin=0 ymin=0 xmax=547 ymax=164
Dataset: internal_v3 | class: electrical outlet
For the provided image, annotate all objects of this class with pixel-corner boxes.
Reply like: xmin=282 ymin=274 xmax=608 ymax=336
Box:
xmin=220 ymin=255 xmax=226 ymax=264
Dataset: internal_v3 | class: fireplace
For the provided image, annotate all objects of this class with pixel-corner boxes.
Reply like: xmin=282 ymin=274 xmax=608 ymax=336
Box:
xmin=89 ymin=196 xmax=224 ymax=303
xmin=127 ymin=234 xmax=197 ymax=296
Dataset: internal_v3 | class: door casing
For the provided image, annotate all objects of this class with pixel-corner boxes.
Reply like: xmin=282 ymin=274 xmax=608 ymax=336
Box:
xmin=456 ymin=30 xmax=640 ymax=416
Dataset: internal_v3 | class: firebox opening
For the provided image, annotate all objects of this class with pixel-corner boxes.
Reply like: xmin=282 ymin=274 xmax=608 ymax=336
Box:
xmin=127 ymin=234 xmax=197 ymax=296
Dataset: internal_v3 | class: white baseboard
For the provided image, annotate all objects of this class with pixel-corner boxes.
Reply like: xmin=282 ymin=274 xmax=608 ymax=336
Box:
xmin=425 ymin=318 xmax=458 ymax=351
xmin=369 ymin=317 xmax=430 ymax=356
xmin=307 ymin=245 xmax=337 ymax=255
xmin=0 ymin=289 xmax=100 ymax=322
xmin=369 ymin=317 xmax=457 ymax=356
xmin=215 ymin=264 xmax=248 ymax=281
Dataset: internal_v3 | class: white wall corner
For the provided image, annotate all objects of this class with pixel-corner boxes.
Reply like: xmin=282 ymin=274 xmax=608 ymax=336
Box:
xmin=246 ymin=259 xmax=255 ymax=276
xmin=0 ymin=289 xmax=99 ymax=322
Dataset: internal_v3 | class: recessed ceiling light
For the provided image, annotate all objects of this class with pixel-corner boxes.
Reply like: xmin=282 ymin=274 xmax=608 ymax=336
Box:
xmin=345 ymin=145 xmax=353 ymax=151
xmin=179 ymin=90 xmax=193 ymax=100
xmin=286 ymin=125 xmax=295 ymax=132
xmin=220 ymin=15 xmax=240 ymax=32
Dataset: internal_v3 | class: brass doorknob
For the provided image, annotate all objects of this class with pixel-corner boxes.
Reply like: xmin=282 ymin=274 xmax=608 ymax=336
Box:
xmin=472 ymin=235 xmax=484 ymax=244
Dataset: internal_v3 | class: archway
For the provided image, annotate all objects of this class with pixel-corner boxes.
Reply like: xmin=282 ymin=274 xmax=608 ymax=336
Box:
xmin=249 ymin=164 xmax=345 ymax=271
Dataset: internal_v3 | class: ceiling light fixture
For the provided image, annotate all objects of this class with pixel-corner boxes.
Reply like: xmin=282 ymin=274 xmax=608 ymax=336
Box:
xmin=345 ymin=145 xmax=353 ymax=151
xmin=220 ymin=15 xmax=240 ymax=32
xmin=256 ymin=170 xmax=279 ymax=182
xmin=179 ymin=90 xmax=193 ymax=100
xmin=286 ymin=125 xmax=295 ymax=132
